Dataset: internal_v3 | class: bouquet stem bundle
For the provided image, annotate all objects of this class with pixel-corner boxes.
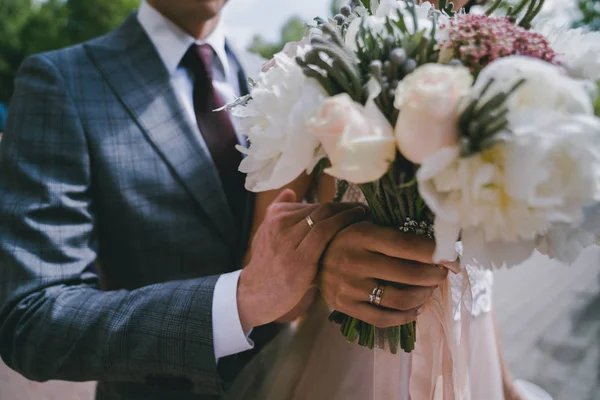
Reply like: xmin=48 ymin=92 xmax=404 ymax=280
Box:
xmin=329 ymin=159 xmax=432 ymax=353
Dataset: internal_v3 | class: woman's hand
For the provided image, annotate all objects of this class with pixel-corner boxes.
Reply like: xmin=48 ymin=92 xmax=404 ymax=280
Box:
xmin=318 ymin=222 xmax=451 ymax=328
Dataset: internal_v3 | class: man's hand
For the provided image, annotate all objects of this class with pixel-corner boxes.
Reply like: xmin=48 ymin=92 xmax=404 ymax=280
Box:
xmin=238 ymin=190 xmax=367 ymax=331
xmin=319 ymin=222 xmax=456 ymax=328
xmin=274 ymin=287 xmax=319 ymax=323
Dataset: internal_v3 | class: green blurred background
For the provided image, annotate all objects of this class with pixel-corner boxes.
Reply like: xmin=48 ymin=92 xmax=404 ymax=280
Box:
xmin=5 ymin=0 xmax=326 ymax=104
xmin=0 ymin=0 xmax=598 ymax=104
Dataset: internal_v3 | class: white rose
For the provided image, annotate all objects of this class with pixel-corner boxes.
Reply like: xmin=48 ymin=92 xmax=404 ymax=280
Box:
xmin=310 ymin=83 xmax=396 ymax=184
xmin=394 ymin=64 xmax=472 ymax=164
xmin=534 ymin=19 xmax=600 ymax=81
xmin=233 ymin=48 xmax=327 ymax=192
xmin=418 ymin=112 xmax=600 ymax=268
xmin=472 ymin=56 xmax=594 ymax=118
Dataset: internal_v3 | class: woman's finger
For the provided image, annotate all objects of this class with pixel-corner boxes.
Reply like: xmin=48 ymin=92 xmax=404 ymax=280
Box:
xmin=339 ymin=278 xmax=435 ymax=311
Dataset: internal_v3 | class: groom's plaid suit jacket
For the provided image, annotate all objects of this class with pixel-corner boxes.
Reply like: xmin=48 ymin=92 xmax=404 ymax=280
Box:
xmin=0 ymin=14 xmax=271 ymax=400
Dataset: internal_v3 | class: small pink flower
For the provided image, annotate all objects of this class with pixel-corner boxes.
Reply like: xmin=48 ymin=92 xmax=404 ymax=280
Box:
xmin=438 ymin=15 xmax=558 ymax=74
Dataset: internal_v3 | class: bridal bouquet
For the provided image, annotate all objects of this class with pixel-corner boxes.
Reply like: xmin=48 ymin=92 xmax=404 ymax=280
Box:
xmin=229 ymin=0 xmax=600 ymax=353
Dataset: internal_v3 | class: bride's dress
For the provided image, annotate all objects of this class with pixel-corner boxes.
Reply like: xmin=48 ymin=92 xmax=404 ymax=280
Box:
xmin=451 ymin=266 xmax=503 ymax=400
xmin=225 ymin=185 xmax=504 ymax=400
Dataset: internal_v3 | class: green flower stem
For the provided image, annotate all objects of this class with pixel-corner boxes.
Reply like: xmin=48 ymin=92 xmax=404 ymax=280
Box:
xmin=522 ymin=0 xmax=546 ymax=28
xmin=394 ymin=9 xmax=410 ymax=35
xmin=326 ymin=155 xmax=431 ymax=354
xmin=520 ymin=0 xmax=538 ymax=28
xmin=306 ymin=50 xmax=356 ymax=97
xmin=297 ymin=58 xmax=339 ymax=96
xmin=328 ymin=181 xmax=418 ymax=353
xmin=418 ymin=37 xmax=430 ymax=65
xmin=310 ymin=39 xmax=362 ymax=100
xmin=594 ymin=81 xmax=600 ymax=116
xmin=485 ymin=0 xmax=504 ymax=15
xmin=508 ymin=0 xmax=531 ymax=17
xmin=359 ymin=0 xmax=371 ymax=13
xmin=406 ymin=2 xmax=419 ymax=34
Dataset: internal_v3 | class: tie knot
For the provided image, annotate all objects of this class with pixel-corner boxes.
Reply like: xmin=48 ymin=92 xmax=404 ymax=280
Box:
xmin=182 ymin=43 xmax=214 ymax=80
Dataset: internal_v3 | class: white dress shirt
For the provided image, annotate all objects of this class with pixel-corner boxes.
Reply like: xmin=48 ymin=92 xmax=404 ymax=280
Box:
xmin=137 ymin=0 xmax=254 ymax=361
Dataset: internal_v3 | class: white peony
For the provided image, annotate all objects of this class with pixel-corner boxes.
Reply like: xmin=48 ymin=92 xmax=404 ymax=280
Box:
xmin=581 ymin=203 xmax=600 ymax=237
xmin=233 ymin=47 xmax=327 ymax=192
xmin=536 ymin=225 xmax=597 ymax=265
xmin=418 ymin=112 xmax=600 ymax=268
xmin=534 ymin=19 xmax=600 ymax=81
xmin=261 ymin=34 xmax=312 ymax=73
xmin=472 ymin=56 xmax=594 ymax=119
xmin=310 ymin=81 xmax=396 ymax=184
xmin=394 ymin=64 xmax=472 ymax=164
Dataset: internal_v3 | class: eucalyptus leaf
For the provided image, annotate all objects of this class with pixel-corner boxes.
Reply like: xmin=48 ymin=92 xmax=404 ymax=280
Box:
xmin=438 ymin=0 xmax=457 ymax=16
xmin=359 ymin=0 xmax=371 ymax=13
xmin=216 ymin=94 xmax=252 ymax=112
xmin=334 ymin=180 xmax=350 ymax=203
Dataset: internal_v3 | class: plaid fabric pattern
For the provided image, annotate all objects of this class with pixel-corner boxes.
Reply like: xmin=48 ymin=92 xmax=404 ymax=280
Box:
xmin=0 ymin=14 xmax=255 ymax=399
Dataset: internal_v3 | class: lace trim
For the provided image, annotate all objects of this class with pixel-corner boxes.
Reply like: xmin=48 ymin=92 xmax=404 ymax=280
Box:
xmin=450 ymin=266 xmax=493 ymax=321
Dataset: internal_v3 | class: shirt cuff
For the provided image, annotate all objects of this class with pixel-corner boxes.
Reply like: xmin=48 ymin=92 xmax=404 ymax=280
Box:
xmin=212 ymin=270 xmax=254 ymax=360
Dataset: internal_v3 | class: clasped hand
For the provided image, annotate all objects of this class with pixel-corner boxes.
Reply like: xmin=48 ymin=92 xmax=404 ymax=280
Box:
xmin=238 ymin=190 xmax=455 ymax=331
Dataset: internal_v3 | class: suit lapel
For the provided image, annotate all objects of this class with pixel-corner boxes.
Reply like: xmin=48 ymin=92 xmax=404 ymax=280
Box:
xmin=85 ymin=15 xmax=237 ymax=246
xmin=226 ymin=43 xmax=259 ymax=255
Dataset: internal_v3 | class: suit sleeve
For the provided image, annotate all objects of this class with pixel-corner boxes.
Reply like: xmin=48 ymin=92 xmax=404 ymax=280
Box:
xmin=0 ymin=54 xmax=222 ymax=395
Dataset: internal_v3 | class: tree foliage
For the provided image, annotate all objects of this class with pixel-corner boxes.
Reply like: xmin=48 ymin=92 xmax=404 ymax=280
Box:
xmin=247 ymin=16 xmax=305 ymax=60
xmin=330 ymin=0 xmax=345 ymax=16
xmin=65 ymin=0 xmax=140 ymax=43
xmin=1 ymin=0 xmax=597 ymax=102
xmin=0 ymin=0 xmax=35 ymax=102
xmin=573 ymin=0 xmax=600 ymax=31
xmin=248 ymin=0 xmax=355 ymax=61
xmin=0 ymin=0 xmax=139 ymax=103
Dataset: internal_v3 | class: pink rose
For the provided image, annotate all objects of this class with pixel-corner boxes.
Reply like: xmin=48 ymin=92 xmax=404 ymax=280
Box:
xmin=394 ymin=64 xmax=473 ymax=164
xmin=310 ymin=92 xmax=396 ymax=184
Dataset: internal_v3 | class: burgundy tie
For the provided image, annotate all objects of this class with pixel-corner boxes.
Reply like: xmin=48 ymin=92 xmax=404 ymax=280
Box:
xmin=181 ymin=44 xmax=246 ymax=224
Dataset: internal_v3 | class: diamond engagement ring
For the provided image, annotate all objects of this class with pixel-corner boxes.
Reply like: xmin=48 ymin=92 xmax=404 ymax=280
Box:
xmin=305 ymin=215 xmax=316 ymax=229
xmin=369 ymin=284 xmax=384 ymax=306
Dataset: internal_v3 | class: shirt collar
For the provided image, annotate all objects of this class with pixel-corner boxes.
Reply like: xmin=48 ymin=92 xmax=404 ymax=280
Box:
xmin=137 ymin=0 xmax=230 ymax=77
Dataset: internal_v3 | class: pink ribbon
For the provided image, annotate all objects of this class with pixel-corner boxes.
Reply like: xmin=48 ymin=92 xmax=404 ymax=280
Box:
xmin=373 ymin=269 xmax=472 ymax=400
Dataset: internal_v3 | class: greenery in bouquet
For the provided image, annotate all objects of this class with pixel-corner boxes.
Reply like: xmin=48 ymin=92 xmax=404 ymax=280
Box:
xmin=230 ymin=0 xmax=600 ymax=354
xmin=299 ymin=0 xmax=554 ymax=354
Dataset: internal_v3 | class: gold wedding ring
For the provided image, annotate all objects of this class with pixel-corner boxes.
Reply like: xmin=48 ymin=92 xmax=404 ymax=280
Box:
xmin=305 ymin=215 xmax=316 ymax=229
xmin=369 ymin=284 xmax=384 ymax=306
